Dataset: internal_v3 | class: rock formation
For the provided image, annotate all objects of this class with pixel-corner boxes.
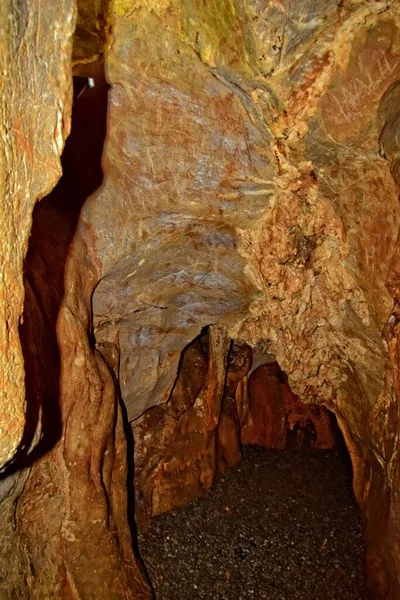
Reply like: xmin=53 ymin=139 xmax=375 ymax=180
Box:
xmin=134 ymin=339 xmax=339 ymax=528
xmin=133 ymin=327 xmax=232 ymax=526
xmin=0 ymin=2 xmax=151 ymax=598
xmin=242 ymin=362 xmax=339 ymax=449
xmin=1 ymin=0 xmax=400 ymax=598
xmin=0 ymin=0 xmax=75 ymax=470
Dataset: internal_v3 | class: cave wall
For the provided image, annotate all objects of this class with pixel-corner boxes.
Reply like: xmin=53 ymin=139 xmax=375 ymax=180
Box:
xmin=1 ymin=0 xmax=400 ymax=599
xmin=0 ymin=1 xmax=151 ymax=598
xmin=133 ymin=339 xmax=339 ymax=526
xmin=0 ymin=0 xmax=75 ymax=469
xmin=86 ymin=1 xmax=400 ymax=597
xmin=0 ymin=1 xmax=75 ymax=595
xmin=133 ymin=327 xmax=229 ymax=525
xmin=242 ymin=362 xmax=339 ymax=449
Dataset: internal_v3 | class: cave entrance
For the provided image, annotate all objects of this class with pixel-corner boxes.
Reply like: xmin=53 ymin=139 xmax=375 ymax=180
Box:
xmin=133 ymin=330 xmax=371 ymax=599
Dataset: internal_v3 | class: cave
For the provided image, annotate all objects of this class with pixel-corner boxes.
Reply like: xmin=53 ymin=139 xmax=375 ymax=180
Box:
xmin=131 ymin=329 xmax=345 ymax=524
xmin=1 ymin=1 xmax=400 ymax=599
xmin=134 ymin=331 xmax=365 ymax=598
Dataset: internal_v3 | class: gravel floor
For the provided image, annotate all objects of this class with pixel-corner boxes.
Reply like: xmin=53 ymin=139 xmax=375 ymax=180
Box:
xmin=138 ymin=446 xmax=374 ymax=600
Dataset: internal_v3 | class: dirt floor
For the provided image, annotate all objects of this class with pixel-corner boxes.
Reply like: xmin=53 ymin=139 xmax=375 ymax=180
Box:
xmin=138 ymin=446 xmax=374 ymax=600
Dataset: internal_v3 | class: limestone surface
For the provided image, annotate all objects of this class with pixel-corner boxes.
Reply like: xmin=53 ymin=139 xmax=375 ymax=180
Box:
xmin=242 ymin=362 xmax=339 ymax=449
xmin=0 ymin=0 xmax=75 ymax=469
xmin=1 ymin=0 xmax=400 ymax=598
xmin=86 ymin=1 xmax=400 ymax=597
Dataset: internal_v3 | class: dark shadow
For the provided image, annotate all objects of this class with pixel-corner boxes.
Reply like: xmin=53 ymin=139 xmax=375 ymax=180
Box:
xmin=1 ymin=63 xmax=109 ymax=476
xmin=119 ymin=387 xmax=154 ymax=594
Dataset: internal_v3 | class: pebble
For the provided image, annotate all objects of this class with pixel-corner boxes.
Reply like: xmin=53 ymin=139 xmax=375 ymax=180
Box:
xmin=138 ymin=446 xmax=375 ymax=599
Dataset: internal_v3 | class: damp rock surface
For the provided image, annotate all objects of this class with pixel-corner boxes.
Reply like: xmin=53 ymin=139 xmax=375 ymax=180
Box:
xmin=138 ymin=446 xmax=374 ymax=600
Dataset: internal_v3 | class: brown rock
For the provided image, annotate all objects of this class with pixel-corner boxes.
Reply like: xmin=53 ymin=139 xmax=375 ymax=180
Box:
xmin=133 ymin=335 xmax=209 ymax=525
xmin=133 ymin=336 xmax=253 ymax=523
xmin=88 ymin=0 xmax=269 ymax=420
xmin=217 ymin=396 xmax=241 ymax=474
xmin=242 ymin=363 xmax=339 ymax=449
xmin=0 ymin=0 xmax=75 ymax=469
xmin=133 ymin=326 xmax=230 ymax=524
xmin=0 ymin=51 xmax=151 ymax=600
xmin=88 ymin=2 xmax=400 ymax=594
xmin=225 ymin=342 xmax=253 ymax=397
xmin=2 ymin=1 xmax=400 ymax=598
xmin=216 ymin=342 xmax=252 ymax=473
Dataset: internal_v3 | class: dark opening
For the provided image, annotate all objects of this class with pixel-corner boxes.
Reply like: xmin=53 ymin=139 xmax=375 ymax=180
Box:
xmin=2 ymin=64 xmax=109 ymax=474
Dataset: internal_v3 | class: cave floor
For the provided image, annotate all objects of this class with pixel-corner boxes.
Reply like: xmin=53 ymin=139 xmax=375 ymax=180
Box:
xmin=138 ymin=446 xmax=374 ymax=600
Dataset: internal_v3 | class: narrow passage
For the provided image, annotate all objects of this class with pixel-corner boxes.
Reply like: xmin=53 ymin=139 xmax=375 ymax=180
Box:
xmin=138 ymin=446 xmax=373 ymax=600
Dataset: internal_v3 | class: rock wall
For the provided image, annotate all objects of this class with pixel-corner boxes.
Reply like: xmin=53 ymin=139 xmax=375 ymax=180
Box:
xmin=242 ymin=362 xmax=339 ymax=449
xmin=134 ymin=342 xmax=339 ymax=527
xmin=87 ymin=1 xmax=400 ymax=597
xmin=0 ymin=2 xmax=151 ymax=598
xmin=133 ymin=327 xmax=228 ymax=525
xmin=0 ymin=0 xmax=75 ymax=470
xmin=1 ymin=0 xmax=400 ymax=598
xmin=133 ymin=332 xmax=252 ymax=526
xmin=231 ymin=5 xmax=400 ymax=595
